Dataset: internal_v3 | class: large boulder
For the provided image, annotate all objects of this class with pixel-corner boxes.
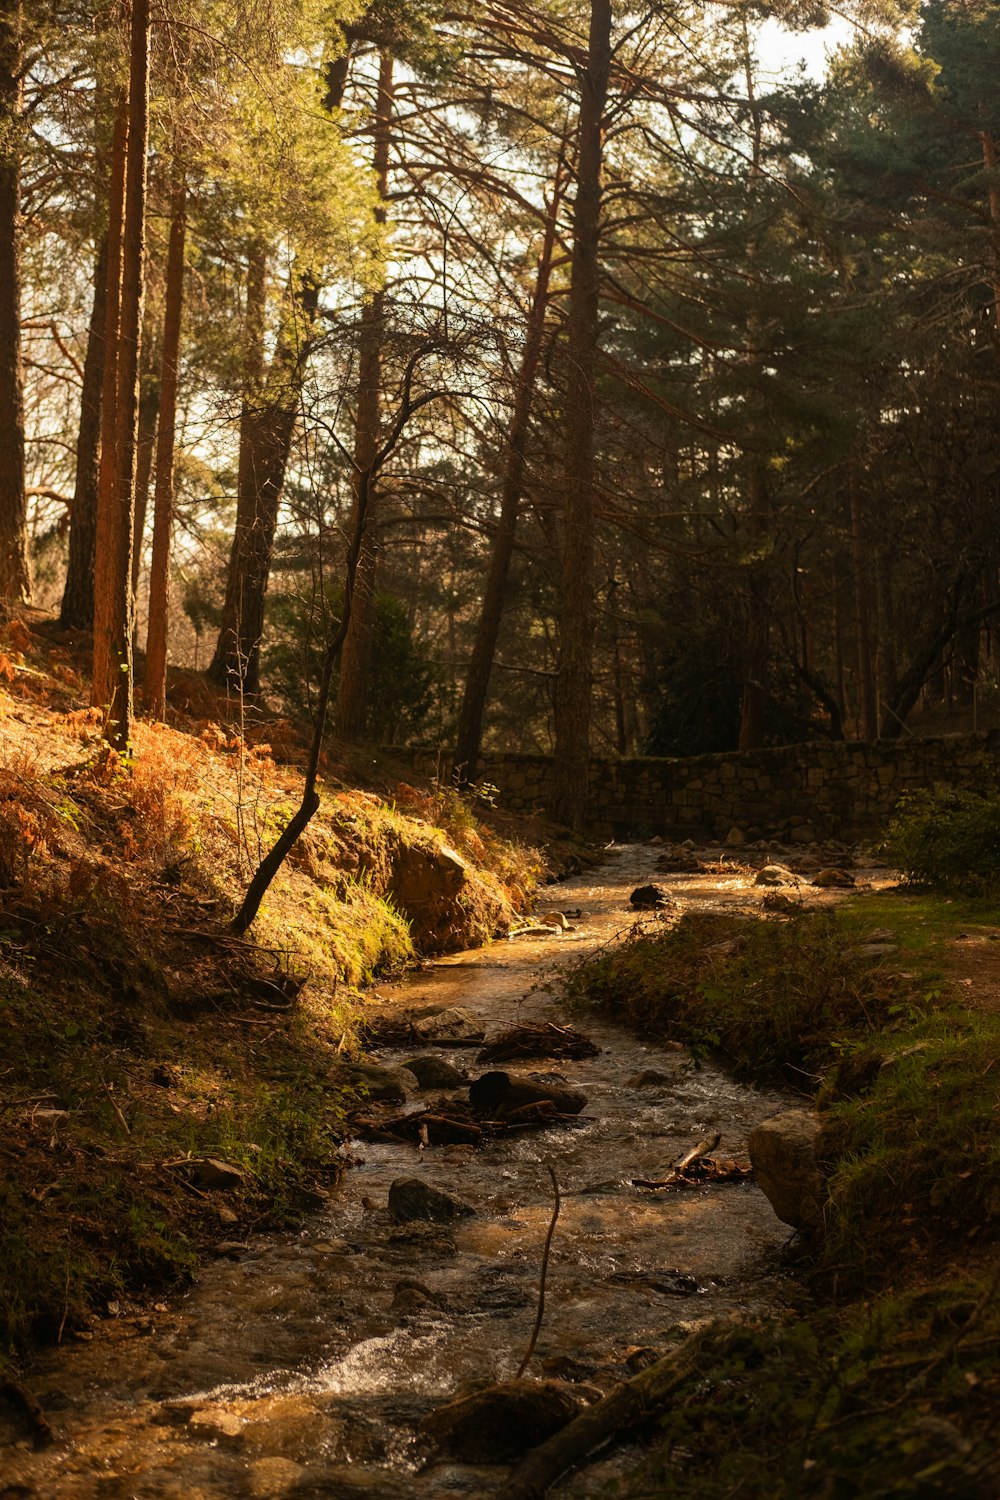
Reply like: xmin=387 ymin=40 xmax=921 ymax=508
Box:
xmin=748 ymin=1110 xmax=825 ymax=1233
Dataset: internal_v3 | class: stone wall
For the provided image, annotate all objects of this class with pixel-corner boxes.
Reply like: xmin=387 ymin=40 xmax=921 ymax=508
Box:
xmin=378 ymin=732 xmax=1000 ymax=842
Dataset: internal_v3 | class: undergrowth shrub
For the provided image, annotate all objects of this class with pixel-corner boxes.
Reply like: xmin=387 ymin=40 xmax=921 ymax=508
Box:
xmin=563 ymin=910 xmax=910 ymax=1085
xmin=821 ymin=1017 xmax=1000 ymax=1284
xmin=885 ymin=786 xmax=1000 ymax=892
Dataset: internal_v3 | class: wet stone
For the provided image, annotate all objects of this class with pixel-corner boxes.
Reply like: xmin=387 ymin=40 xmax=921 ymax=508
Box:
xmin=423 ymin=1379 xmax=581 ymax=1463
xmin=812 ymin=868 xmax=856 ymax=888
xmin=338 ymin=1061 xmax=419 ymax=1104
xmin=399 ymin=1054 xmax=466 ymax=1089
xmin=387 ymin=1177 xmax=476 ymax=1223
xmin=390 ymin=1280 xmax=447 ymax=1315
xmin=248 ymin=1457 xmax=306 ymax=1497
xmin=412 ymin=1006 xmax=485 ymax=1044
xmin=753 ymin=864 xmax=799 ymax=887
xmin=629 ymin=883 xmax=670 ymax=908
xmin=289 ymin=1465 xmax=411 ymax=1499
xmin=626 ymin=1069 xmax=675 ymax=1088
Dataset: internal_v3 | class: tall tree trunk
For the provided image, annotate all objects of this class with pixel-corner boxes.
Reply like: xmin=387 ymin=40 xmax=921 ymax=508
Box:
xmin=144 ymin=171 xmax=186 ymax=718
xmin=91 ymin=80 xmax=127 ymax=708
xmin=736 ymin=25 xmax=771 ymax=753
xmin=207 ymin=264 xmax=318 ymax=695
xmin=849 ymin=465 xmax=878 ymax=738
xmin=548 ymin=0 xmax=611 ymax=829
xmin=0 ymin=0 xmax=30 ymax=605
xmin=92 ymin=0 xmax=150 ymax=748
xmin=130 ymin=367 xmax=159 ymax=608
xmin=335 ymin=49 xmax=394 ymax=743
xmin=60 ymin=236 xmax=108 ymax=630
xmin=454 ymin=162 xmax=564 ymax=781
xmin=737 ymin=456 xmax=771 ymax=751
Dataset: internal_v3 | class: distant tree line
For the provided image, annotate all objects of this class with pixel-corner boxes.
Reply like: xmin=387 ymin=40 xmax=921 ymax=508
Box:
xmin=2 ymin=0 xmax=1000 ymax=827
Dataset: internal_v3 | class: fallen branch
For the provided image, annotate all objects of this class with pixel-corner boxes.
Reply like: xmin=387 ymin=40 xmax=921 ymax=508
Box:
xmin=632 ymin=1131 xmax=720 ymax=1189
xmin=500 ymin=1327 xmax=717 ymax=1499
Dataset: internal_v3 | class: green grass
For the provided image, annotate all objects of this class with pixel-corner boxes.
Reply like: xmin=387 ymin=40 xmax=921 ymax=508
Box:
xmin=565 ymin=889 xmax=1000 ymax=1498
xmin=562 ymin=907 xmax=921 ymax=1086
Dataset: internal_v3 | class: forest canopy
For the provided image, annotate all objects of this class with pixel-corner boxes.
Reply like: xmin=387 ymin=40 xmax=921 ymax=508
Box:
xmin=4 ymin=0 xmax=1000 ymax=826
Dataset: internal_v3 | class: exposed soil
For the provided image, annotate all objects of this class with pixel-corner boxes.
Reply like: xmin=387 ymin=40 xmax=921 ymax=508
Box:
xmin=943 ymin=930 xmax=1000 ymax=1014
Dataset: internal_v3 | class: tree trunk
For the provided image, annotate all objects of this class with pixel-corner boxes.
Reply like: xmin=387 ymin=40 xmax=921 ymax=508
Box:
xmin=144 ymin=171 xmax=186 ymax=718
xmin=60 ymin=236 xmax=107 ymax=630
xmin=92 ymin=0 xmax=150 ymax=748
xmin=454 ymin=162 xmax=564 ymax=781
xmin=130 ymin=367 xmax=159 ymax=609
xmin=736 ymin=27 xmax=771 ymax=753
xmin=737 ymin=455 xmax=771 ymax=751
xmin=849 ymin=465 xmax=878 ymax=739
xmin=335 ymin=48 xmax=394 ymax=742
xmin=90 ymin=78 xmax=127 ymax=714
xmin=207 ymin=260 xmax=318 ymax=695
xmin=548 ymin=0 xmax=611 ymax=830
xmin=0 ymin=0 xmax=30 ymax=606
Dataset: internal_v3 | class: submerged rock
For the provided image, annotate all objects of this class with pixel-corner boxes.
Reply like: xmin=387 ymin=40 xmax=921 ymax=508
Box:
xmin=290 ymin=1465 xmax=411 ymax=1498
xmin=423 ymin=1379 xmax=581 ymax=1462
xmin=387 ymin=1177 xmax=475 ymax=1224
xmin=412 ymin=1006 xmax=485 ymax=1044
xmin=748 ymin=1110 xmax=824 ymax=1233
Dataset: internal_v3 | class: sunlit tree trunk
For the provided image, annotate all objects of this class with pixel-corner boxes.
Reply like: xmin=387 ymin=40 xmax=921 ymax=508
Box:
xmin=92 ymin=0 xmax=150 ymax=748
xmin=0 ymin=0 xmax=30 ymax=605
xmin=335 ymin=48 xmax=394 ymax=742
xmin=454 ymin=162 xmax=564 ymax=781
xmin=144 ymin=170 xmax=186 ymax=717
xmin=549 ymin=0 xmax=611 ymax=829
xmin=130 ymin=367 xmax=159 ymax=610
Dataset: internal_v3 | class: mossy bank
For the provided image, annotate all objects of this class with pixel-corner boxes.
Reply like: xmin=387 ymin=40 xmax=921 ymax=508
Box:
xmin=565 ymin=889 xmax=1000 ymax=1497
xmin=0 ymin=614 xmax=547 ymax=1375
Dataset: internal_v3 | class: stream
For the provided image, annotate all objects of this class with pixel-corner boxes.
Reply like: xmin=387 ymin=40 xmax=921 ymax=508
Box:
xmin=3 ymin=843 xmax=835 ymax=1499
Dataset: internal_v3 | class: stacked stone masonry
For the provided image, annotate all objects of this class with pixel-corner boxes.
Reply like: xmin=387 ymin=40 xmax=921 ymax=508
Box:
xmin=380 ymin=732 xmax=1000 ymax=843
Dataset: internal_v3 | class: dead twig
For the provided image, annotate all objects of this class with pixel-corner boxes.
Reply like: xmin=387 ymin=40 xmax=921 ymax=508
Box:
xmin=103 ymin=1081 xmax=131 ymax=1136
xmin=516 ymin=1163 xmax=561 ymax=1379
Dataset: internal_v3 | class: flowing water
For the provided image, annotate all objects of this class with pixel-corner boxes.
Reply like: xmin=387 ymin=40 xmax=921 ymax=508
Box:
xmin=2 ymin=844 xmax=836 ymax=1499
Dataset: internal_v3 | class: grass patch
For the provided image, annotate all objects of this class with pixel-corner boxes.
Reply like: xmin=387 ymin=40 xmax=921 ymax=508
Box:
xmin=620 ymin=1277 xmax=1000 ymax=1498
xmin=565 ymin=890 xmax=1000 ymax=1496
xmin=562 ymin=908 xmax=920 ymax=1086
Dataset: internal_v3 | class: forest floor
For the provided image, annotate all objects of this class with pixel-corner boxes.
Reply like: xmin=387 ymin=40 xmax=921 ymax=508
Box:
xmin=0 ymin=609 xmax=585 ymax=1382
